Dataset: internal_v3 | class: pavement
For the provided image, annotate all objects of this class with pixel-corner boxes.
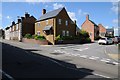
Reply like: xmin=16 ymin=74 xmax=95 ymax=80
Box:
xmin=105 ymin=44 xmax=120 ymax=63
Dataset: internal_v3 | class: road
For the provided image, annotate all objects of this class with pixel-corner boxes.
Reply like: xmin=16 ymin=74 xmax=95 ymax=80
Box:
xmin=1 ymin=40 xmax=119 ymax=79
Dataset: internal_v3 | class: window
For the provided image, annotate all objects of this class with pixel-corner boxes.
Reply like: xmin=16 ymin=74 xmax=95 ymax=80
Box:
xmin=13 ymin=26 xmax=15 ymax=31
xmin=58 ymin=19 xmax=61 ymax=24
xmin=37 ymin=31 xmax=40 ymax=35
xmin=46 ymin=20 xmax=48 ymax=25
xmin=38 ymin=22 xmax=40 ymax=27
xmin=16 ymin=24 xmax=18 ymax=30
xmin=62 ymin=30 xmax=65 ymax=36
xmin=66 ymin=20 xmax=68 ymax=26
xmin=66 ymin=31 xmax=69 ymax=36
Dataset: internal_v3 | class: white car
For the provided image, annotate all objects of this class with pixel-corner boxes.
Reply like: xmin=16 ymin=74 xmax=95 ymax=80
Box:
xmin=98 ymin=38 xmax=113 ymax=45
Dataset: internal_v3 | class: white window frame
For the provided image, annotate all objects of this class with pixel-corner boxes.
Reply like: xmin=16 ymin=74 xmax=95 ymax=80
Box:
xmin=46 ymin=20 xmax=48 ymax=25
xmin=37 ymin=31 xmax=40 ymax=35
xmin=66 ymin=20 xmax=68 ymax=26
xmin=66 ymin=31 xmax=69 ymax=36
xmin=58 ymin=19 xmax=61 ymax=24
xmin=16 ymin=24 xmax=18 ymax=30
xmin=62 ymin=30 xmax=65 ymax=36
xmin=38 ymin=22 xmax=40 ymax=27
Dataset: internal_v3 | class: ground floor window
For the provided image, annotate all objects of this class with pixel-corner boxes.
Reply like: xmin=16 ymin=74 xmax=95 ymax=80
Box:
xmin=62 ymin=30 xmax=65 ymax=36
xmin=37 ymin=31 xmax=40 ymax=35
xmin=66 ymin=31 xmax=69 ymax=36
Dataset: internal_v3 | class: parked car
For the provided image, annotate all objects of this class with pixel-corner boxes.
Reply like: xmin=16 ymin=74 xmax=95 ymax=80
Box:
xmin=113 ymin=36 xmax=120 ymax=44
xmin=98 ymin=37 xmax=113 ymax=45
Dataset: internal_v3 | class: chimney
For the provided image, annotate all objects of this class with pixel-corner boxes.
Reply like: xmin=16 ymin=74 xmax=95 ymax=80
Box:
xmin=86 ymin=14 xmax=89 ymax=20
xmin=25 ymin=12 xmax=30 ymax=18
xmin=74 ymin=20 xmax=76 ymax=24
xmin=18 ymin=19 xmax=21 ymax=23
xmin=21 ymin=17 xmax=25 ymax=21
xmin=12 ymin=21 xmax=15 ymax=25
xmin=42 ymin=9 xmax=46 ymax=15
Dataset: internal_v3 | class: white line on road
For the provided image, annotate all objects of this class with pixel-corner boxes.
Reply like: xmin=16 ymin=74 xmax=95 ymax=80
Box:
xmin=100 ymin=59 xmax=110 ymax=63
xmin=113 ymin=62 xmax=119 ymax=65
xmin=89 ymin=56 xmax=99 ymax=60
xmin=79 ymin=55 xmax=87 ymax=58
xmin=0 ymin=69 xmax=14 ymax=80
xmin=74 ymin=47 xmax=89 ymax=51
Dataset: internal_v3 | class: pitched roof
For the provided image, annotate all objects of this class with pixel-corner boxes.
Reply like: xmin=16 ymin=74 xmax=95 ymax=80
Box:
xmin=43 ymin=25 xmax=52 ymax=31
xmin=89 ymin=20 xmax=98 ymax=27
xmin=106 ymin=28 xmax=114 ymax=32
xmin=37 ymin=8 xmax=63 ymax=21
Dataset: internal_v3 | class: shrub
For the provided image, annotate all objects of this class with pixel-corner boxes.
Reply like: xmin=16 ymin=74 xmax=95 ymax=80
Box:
xmin=24 ymin=34 xmax=32 ymax=39
xmin=85 ymin=38 xmax=91 ymax=43
xmin=56 ymin=35 xmax=62 ymax=41
xmin=32 ymin=34 xmax=37 ymax=39
xmin=34 ymin=35 xmax=46 ymax=40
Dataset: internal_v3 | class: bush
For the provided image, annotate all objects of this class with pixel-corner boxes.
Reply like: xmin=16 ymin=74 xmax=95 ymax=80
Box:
xmin=32 ymin=34 xmax=37 ymax=39
xmin=61 ymin=36 xmax=74 ymax=40
xmin=24 ymin=34 xmax=32 ymax=39
xmin=56 ymin=35 xmax=62 ymax=41
xmin=34 ymin=35 xmax=46 ymax=40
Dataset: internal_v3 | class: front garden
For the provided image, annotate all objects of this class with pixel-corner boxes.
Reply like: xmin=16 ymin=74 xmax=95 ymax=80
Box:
xmin=22 ymin=34 xmax=48 ymax=45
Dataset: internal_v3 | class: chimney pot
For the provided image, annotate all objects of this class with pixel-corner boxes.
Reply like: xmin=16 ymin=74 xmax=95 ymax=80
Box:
xmin=25 ymin=12 xmax=30 ymax=18
xmin=42 ymin=9 xmax=46 ymax=15
xmin=86 ymin=14 xmax=89 ymax=20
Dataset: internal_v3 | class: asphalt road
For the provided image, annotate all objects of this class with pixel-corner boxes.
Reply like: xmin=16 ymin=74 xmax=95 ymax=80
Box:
xmin=1 ymin=40 xmax=119 ymax=79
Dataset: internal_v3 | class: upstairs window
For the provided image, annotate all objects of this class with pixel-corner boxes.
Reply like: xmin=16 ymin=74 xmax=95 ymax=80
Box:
xmin=38 ymin=22 xmax=40 ymax=27
xmin=46 ymin=20 xmax=48 ymax=25
xmin=66 ymin=20 xmax=68 ymax=26
xmin=58 ymin=19 xmax=61 ymax=24
xmin=16 ymin=24 xmax=18 ymax=30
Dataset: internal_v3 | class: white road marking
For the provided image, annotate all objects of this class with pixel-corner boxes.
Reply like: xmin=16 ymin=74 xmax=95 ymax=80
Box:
xmin=0 ymin=69 xmax=14 ymax=80
xmin=89 ymin=56 xmax=99 ymax=60
xmin=79 ymin=55 xmax=87 ymax=58
xmin=74 ymin=47 xmax=89 ymax=51
xmin=100 ymin=59 xmax=110 ymax=63
xmin=113 ymin=62 xmax=119 ymax=65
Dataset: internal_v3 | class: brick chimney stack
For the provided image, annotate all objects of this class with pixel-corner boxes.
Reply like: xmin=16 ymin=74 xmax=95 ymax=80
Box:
xmin=86 ymin=14 xmax=89 ymax=20
xmin=42 ymin=9 xmax=46 ymax=15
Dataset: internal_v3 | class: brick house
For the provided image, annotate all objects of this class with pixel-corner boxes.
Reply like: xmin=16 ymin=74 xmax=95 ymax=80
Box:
xmin=5 ymin=12 xmax=36 ymax=41
xmin=35 ymin=8 xmax=76 ymax=45
xmin=106 ymin=28 xmax=114 ymax=37
xmin=81 ymin=15 xmax=99 ymax=42
xmin=98 ymin=24 xmax=106 ymax=37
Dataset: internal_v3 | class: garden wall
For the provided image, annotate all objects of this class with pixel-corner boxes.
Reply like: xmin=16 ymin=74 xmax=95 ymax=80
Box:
xmin=22 ymin=38 xmax=48 ymax=45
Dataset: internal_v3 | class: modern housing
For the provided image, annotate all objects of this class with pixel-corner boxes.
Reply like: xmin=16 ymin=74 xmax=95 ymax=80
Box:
xmin=35 ymin=8 xmax=77 ymax=45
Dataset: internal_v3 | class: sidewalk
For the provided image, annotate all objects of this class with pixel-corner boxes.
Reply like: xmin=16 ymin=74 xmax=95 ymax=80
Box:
xmin=105 ymin=44 xmax=120 ymax=63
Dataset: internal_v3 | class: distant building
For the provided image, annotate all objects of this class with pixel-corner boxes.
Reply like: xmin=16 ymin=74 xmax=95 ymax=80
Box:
xmin=106 ymin=28 xmax=114 ymax=37
xmin=0 ymin=29 xmax=5 ymax=39
xmin=5 ymin=27 xmax=10 ymax=40
xmin=98 ymin=24 xmax=106 ymax=37
xmin=5 ymin=12 xmax=36 ymax=41
xmin=81 ymin=15 xmax=99 ymax=42
xmin=35 ymin=8 xmax=76 ymax=45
